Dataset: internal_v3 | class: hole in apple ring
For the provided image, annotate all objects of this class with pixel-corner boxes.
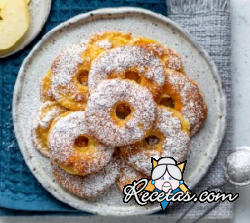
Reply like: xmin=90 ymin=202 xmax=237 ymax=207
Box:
xmin=115 ymin=103 xmax=132 ymax=120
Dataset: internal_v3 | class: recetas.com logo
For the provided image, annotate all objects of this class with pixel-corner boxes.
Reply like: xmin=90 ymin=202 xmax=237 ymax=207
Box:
xmin=123 ymin=157 xmax=239 ymax=211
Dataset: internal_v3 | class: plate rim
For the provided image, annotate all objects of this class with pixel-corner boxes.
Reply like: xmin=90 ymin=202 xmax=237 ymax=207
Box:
xmin=0 ymin=0 xmax=52 ymax=58
xmin=13 ymin=7 xmax=227 ymax=216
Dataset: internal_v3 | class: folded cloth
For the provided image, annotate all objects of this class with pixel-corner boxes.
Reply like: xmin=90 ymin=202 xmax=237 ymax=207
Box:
xmin=166 ymin=0 xmax=233 ymax=219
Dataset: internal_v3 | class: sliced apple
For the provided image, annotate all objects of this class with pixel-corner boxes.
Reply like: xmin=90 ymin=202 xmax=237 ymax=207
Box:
xmin=26 ymin=0 xmax=31 ymax=4
xmin=0 ymin=0 xmax=30 ymax=50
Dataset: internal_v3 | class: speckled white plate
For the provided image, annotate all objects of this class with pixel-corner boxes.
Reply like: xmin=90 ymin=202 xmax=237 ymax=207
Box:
xmin=0 ymin=0 xmax=51 ymax=58
xmin=13 ymin=7 xmax=227 ymax=216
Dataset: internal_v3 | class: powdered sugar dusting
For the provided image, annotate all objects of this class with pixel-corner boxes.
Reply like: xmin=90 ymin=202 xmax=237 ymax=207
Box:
xmin=39 ymin=109 xmax=61 ymax=129
xmin=225 ymin=149 xmax=250 ymax=184
xmin=51 ymin=43 xmax=87 ymax=100
xmin=88 ymin=45 xmax=165 ymax=93
xmin=33 ymin=102 xmax=67 ymax=129
xmin=166 ymin=69 xmax=207 ymax=136
xmin=138 ymin=41 xmax=183 ymax=72
xmin=49 ymin=111 xmax=114 ymax=175
xmin=116 ymin=159 xmax=148 ymax=192
xmin=150 ymin=43 xmax=182 ymax=71
xmin=85 ymin=79 xmax=156 ymax=147
xmin=51 ymin=154 xmax=120 ymax=199
xmin=158 ymin=108 xmax=190 ymax=159
xmin=121 ymin=107 xmax=190 ymax=176
xmin=95 ymin=40 xmax=113 ymax=49
xmin=122 ymin=150 xmax=161 ymax=176
xmin=32 ymin=101 xmax=67 ymax=157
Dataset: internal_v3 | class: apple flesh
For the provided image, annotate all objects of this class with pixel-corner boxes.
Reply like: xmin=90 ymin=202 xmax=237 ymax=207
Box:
xmin=0 ymin=0 xmax=30 ymax=50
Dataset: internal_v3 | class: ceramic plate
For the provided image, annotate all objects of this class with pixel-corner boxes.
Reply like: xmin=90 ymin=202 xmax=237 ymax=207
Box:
xmin=13 ymin=7 xmax=226 ymax=216
xmin=0 ymin=0 xmax=51 ymax=58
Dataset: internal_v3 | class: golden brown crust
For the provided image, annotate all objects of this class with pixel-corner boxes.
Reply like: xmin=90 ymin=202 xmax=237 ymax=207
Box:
xmin=116 ymin=162 xmax=149 ymax=192
xmin=52 ymin=154 xmax=120 ymax=200
xmin=41 ymin=32 xmax=133 ymax=108
xmin=132 ymin=37 xmax=185 ymax=74
xmin=161 ymin=69 xmax=207 ymax=137
xmin=120 ymin=106 xmax=190 ymax=176
xmin=49 ymin=111 xmax=115 ymax=176
xmin=40 ymin=69 xmax=55 ymax=102
xmin=34 ymin=31 xmax=208 ymax=202
xmin=50 ymin=43 xmax=104 ymax=111
xmin=85 ymin=79 xmax=157 ymax=147
xmin=88 ymin=44 xmax=166 ymax=101
xmin=31 ymin=101 xmax=67 ymax=157
xmin=88 ymin=31 xmax=133 ymax=49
